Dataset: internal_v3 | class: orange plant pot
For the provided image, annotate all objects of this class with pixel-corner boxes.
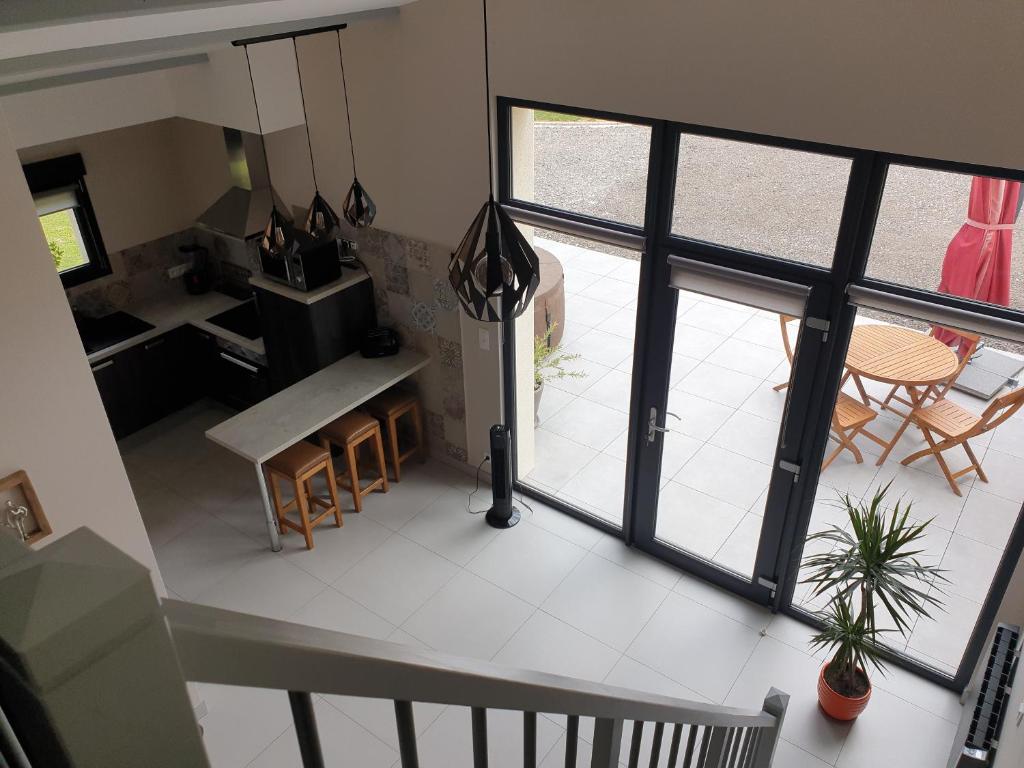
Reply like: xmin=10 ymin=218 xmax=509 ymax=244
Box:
xmin=818 ymin=662 xmax=871 ymax=720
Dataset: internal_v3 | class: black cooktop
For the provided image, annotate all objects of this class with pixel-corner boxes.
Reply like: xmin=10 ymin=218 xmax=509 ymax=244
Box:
xmin=76 ymin=311 xmax=155 ymax=355
xmin=206 ymin=299 xmax=262 ymax=340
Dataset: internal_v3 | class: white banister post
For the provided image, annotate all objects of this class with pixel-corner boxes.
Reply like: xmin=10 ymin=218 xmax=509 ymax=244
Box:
xmin=751 ymin=688 xmax=789 ymax=768
xmin=0 ymin=528 xmax=209 ymax=767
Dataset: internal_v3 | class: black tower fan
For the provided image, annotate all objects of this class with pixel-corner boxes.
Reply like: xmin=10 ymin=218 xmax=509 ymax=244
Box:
xmin=485 ymin=424 xmax=520 ymax=528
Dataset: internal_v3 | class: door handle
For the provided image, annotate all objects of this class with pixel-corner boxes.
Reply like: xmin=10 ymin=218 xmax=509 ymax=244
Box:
xmin=219 ymin=352 xmax=259 ymax=374
xmin=91 ymin=359 xmax=114 ymax=373
xmin=647 ymin=408 xmax=681 ymax=442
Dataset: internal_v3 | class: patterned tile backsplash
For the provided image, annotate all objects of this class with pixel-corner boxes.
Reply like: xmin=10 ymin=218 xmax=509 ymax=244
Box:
xmin=66 ymin=222 xmax=471 ymax=468
xmin=352 ymin=224 xmax=469 ymax=465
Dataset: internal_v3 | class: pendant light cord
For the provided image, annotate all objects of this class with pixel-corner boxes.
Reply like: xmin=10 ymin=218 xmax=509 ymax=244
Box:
xmin=243 ymin=45 xmax=276 ymax=202
xmin=481 ymin=0 xmax=495 ymax=199
xmin=292 ymin=37 xmax=319 ymax=192
xmin=335 ymin=30 xmax=359 ymax=180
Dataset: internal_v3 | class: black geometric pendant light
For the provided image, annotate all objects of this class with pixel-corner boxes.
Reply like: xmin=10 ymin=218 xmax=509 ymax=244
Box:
xmin=448 ymin=0 xmax=539 ymax=323
xmin=336 ymin=30 xmax=377 ymax=228
xmin=292 ymin=37 xmax=340 ymax=242
xmin=243 ymin=44 xmax=295 ymax=260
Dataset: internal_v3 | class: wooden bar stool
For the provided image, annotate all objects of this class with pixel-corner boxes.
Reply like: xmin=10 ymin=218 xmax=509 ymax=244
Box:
xmin=320 ymin=411 xmax=389 ymax=512
xmin=365 ymin=390 xmax=425 ymax=482
xmin=264 ymin=441 xmax=342 ymax=550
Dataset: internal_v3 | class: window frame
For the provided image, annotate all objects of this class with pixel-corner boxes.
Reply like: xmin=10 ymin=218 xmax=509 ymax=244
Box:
xmin=497 ymin=95 xmax=1024 ymax=693
xmin=23 ymin=153 xmax=111 ymax=289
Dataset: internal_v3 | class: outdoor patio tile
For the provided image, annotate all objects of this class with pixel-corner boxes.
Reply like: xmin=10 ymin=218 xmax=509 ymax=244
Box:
xmin=676 ymin=361 xmax=763 ymax=409
xmin=543 ymin=397 xmax=630 ymax=452
xmin=725 ymin=637 xmax=851 ymax=765
xmin=657 ymin=430 xmax=704 ymax=487
xmin=494 ymin=611 xmax=621 ymax=684
xmin=940 ymin=533 xmax=1002 ymax=602
xmin=955 ymin=487 xmax=1022 ymax=547
xmin=468 ymin=520 xmax=587 ymax=606
xmin=713 ymin=512 xmax=761 ymax=578
xmin=602 ymin=428 xmax=630 ymax=461
xmin=535 ymin=385 xmax=575 ymax=425
xmin=708 ymin=410 xmax=782 ymax=464
xmin=673 ymin=443 xmax=772 ymax=510
xmin=738 ymin=382 xmax=787 ymax=423
xmin=562 ymin=267 xmax=602 ymax=295
xmin=560 ymin=453 xmax=627 ymax=522
xmin=816 ymin=449 xmax=882 ymax=500
xmin=556 ymin=317 xmax=592 ymax=346
xmin=564 ymin=328 xmax=635 ymax=368
xmin=975 ymin=447 xmax=1024 ymax=502
xmin=665 ymin=353 xmax=700 ymax=388
xmin=578 ymin=276 xmax=637 ymax=308
xmin=835 ymin=686 xmax=956 ymax=768
xmin=988 ymin=412 xmax=1024 ymax=458
xmin=547 ymin=356 xmax=611 ymax=396
xmin=732 ymin=313 xmax=789 ymax=352
xmin=877 ymin=463 xmax=968 ymax=532
xmin=565 ymin=293 xmax=618 ymax=328
xmin=579 ymin=368 xmax=633 ymax=413
xmin=655 ymin=482 xmax=746 ymax=561
xmin=678 ymin=301 xmax=754 ymax=336
xmin=402 ymin=570 xmax=534 ymax=660
xmin=571 ymin=249 xmax=632 ymax=277
xmin=906 ymin=591 xmax=979 ymax=670
xmin=590 ymin=534 xmax=682 ymax=589
xmin=542 ymin=552 xmax=668 ymax=651
xmin=595 ymin=305 xmax=638 ymax=338
xmin=607 ymin=258 xmax=641 ymax=284
xmin=704 ymin=337 xmax=786 ymax=378
xmin=626 ymin=592 xmax=760 ymax=703
xmin=670 ymin=324 xmax=728 ymax=360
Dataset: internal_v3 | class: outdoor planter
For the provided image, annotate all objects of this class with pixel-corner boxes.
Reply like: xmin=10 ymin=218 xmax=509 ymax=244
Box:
xmin=818 ymin=661 xmax=871 ymax=721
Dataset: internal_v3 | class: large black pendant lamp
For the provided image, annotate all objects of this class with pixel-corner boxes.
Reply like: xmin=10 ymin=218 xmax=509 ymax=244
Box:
xmin=243 ymin=44 xmax=295 ymax=260
xmin=448 ymin=0 xmax=540 ymax=323
xmin=292 ymin=37 xmax=339 ymax=242
xmin=335 ymin=30 xmax=376 ymax=228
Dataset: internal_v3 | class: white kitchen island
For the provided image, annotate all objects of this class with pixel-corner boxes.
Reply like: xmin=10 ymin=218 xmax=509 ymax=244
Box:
xmin=206 ymin=348 xmax=430 ymax=551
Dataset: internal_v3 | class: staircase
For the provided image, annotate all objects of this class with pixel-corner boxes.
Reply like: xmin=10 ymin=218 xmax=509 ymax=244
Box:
xmin=0 ymin=528 xmax=788 ymax=768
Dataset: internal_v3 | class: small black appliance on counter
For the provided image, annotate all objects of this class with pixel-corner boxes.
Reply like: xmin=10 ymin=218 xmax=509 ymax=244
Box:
xmin=259 ymin=235 xmax=342 ymax=292
xmin=361 ymin=327 xmax=399 ymax=358
xmin=179 ymin=243 xmax=212 ymax=294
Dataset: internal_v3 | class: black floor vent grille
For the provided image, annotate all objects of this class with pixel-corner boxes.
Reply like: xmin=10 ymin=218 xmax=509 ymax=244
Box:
xmin=959 ymin=623 xmax=1020 ymax=767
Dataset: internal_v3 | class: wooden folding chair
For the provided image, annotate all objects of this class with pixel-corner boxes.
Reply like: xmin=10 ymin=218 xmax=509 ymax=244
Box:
xmin=901 ymin=386 xmax=1024 ymax=496
xmin=773 ymin=314 xmax=799 ymax=391
xmin=880 ymin=326 xmax=981 ymax=415
xmin=822 ymin=393 xmax=889 ymax=470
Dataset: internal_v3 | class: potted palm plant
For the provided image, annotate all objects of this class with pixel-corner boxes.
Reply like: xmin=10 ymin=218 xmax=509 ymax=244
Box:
xmin=534 ymin=323 xmax=585 ymax=424
xmin=802 ymin=482 xmax=946 ymax=720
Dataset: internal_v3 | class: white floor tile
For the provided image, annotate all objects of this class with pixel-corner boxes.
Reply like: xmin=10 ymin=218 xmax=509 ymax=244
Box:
xmin=547 ymin=356 xmax=612 ymax=397
xmin=400 ymin=488 xmax=500 ymax=566
xmin=494 ymin=611 xmax=621 ymax=684
xmin=402 ymin=571 xmax=534 ymax=659
xmin=673 ymin=575 xmax=771 ymax=631
xmin=708 ymin=410 xmax=782 ymax=464
xmin=676 ymin=362 xmax=764 ymax=409
xmin=975 ymin=447 xmax=1024 ymax=501
xmin=713 ymin=513 xmax=762 ymax=578
xmin=704 ymin=337 xmax=786 ymax=379
xmin=335 ymin=534 xmax=458 ymax=625
xmin=665 ymin=390 xmax=735 ymax=441
xmin=154 ymin=514 xmax=265 ymax=600
xmin=906 ymin=592 xmax=979 ymax=670
xmin=670 ymin=325 xmax=729 ymax=361
xmin=288 ymin=586 xmax=395 ymax=639
xmin=955 ymin=488 xmax=1021 ymax=547
xmin=469 ymin=522 xmax=588 ymax=605
xmin=940 ymin=533 xmax=1002 ymax=602
xmin=595 ymin=306 xmax=638 ymax=339
xmin=835 ymin=686 xmax=956 ymax=768
xmin=579 ymin=368 xmax=633 ymax=413
xmin=524 ymin=497 xmax=607 ymax=550
xmin=590 ymin=535 xmax=682 ymax=590
xmin=678 ymin=301 xmax=752 ymax=336
xmin=248 ymin=696 xmax=397 ymax=768
xmin=278 ymin=511 xmax=392 ymax=584
xmin=578 ymin=276 xmax=637 ymax=308
xmin=135 ymin=485 xmax=211 ymax=549
xmin=197 ymin=683 xmax=291 ymax=768
xmin=535 ymin=386 xmax=576 ymax=425
xmin=565 ymin=293 xmax=619 ymax=328
xmin=542 ymin=552 xmax=668 ymax=651
xmin=725 ymin=637 xmax=850 ymax=764
xmin=194 ymin=552 xmax=325 ymax=623
xmin=627 ymin=592 xmax=760 ymax=702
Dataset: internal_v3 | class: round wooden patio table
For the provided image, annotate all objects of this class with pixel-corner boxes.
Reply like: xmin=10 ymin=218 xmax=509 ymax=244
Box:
xmin=844 ymin=324 xmax=959 ymax=465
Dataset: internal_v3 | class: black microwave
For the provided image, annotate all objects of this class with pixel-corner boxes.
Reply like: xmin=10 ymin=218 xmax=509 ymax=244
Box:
xmin=260 ymin=237 xmax=341 ymax=292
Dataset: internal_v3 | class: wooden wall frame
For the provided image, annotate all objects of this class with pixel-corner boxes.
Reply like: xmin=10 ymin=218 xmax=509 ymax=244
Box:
xmin=0 ymin=470 xmax=52 ymax=546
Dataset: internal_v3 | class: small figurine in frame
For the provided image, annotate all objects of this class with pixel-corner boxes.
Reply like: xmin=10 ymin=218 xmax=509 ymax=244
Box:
xmin=0 ymin=470 xmax=51 ymax=545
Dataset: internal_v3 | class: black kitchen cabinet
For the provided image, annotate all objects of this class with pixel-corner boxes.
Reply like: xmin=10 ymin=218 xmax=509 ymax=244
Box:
xmin=90 ymin=326 xmax=209 ymax=440
xmin=206 ymin=344 xmax=271 ymax=411
xmin=256 ymin=277 xmax=375 ymax=391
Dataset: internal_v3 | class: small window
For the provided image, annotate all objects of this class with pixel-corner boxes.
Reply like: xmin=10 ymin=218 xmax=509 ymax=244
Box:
xmin=23 ymin=154 xmax=110 ymax=288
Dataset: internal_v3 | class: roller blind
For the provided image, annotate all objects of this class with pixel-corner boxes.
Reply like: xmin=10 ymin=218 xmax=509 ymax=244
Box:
xmin=668 ymin=254 xmax=811 ymax=317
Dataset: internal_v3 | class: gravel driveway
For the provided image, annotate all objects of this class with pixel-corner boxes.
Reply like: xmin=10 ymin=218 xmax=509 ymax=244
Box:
xmin=531 ymin=122 xmax=1024 ymax=315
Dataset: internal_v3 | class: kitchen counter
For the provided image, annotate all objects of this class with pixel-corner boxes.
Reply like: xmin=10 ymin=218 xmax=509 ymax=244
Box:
xmin=249 ymin=267 xmax=370 ymax=305
xmin=85 ymin=290 xmax=264 ymax=363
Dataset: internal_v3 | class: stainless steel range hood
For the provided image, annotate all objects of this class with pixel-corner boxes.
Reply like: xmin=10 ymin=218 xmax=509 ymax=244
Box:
xmin=196 ymin=127 xmax=290 ymax=241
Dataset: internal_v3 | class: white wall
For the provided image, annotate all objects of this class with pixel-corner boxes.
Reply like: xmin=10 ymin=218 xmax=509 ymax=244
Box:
xmin=0 ymin=105 xmax=164 ymax=590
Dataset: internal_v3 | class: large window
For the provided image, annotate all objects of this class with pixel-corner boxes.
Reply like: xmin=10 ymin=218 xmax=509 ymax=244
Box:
xmin=23 ymin=154 xmax=110 ymax=288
